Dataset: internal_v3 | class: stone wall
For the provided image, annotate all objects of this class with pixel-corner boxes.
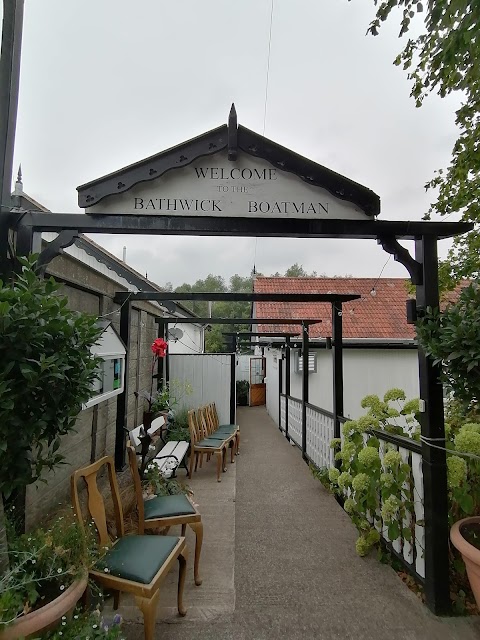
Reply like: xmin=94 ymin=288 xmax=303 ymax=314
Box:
xmin=25 ymin=251 xmax=163 ymax=529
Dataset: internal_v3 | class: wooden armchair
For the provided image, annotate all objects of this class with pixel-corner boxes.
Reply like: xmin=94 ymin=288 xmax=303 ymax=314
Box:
xmin=127 ymin=443 xmax=203 ymax=586
xmin=71 ymin=456 xmax=188 ymax=640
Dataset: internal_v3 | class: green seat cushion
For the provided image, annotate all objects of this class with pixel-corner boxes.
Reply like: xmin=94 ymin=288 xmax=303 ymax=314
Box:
xmin=96 ymin=535 xmax=180 ymax=584
xmin=195 ymin=439 xmax=224 ymax=448
xmin=214 ymin=426 xmax=237 ymax=435
xmin=144 ymin=494 xmax=196 ymax=520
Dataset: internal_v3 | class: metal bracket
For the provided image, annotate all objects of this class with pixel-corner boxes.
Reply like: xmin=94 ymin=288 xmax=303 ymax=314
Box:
xmin=377 ymin=235 xmax=423 ymax=285
xmin=228 ymin=103 xmax=238 ymax=161
xmin=37 ymin=230 xmax=79 ymax=275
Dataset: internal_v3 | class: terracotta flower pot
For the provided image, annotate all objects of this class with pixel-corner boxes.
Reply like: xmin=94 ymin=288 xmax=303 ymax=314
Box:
xmin=0 ymin=573 xmax=88 ymax=640
xmin=450 ymin=516 xmax=480 ymax=608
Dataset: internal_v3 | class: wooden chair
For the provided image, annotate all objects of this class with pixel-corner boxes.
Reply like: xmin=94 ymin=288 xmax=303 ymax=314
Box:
xmin=127 ymin=442 xmax=203 ymax=586
xmin=187 ymin=409 xmax=235 ymax=482
xmin=205 ymin=404 xmax=240 ymax=453
xmin=71 ymin=456 xmax=188 ymax=640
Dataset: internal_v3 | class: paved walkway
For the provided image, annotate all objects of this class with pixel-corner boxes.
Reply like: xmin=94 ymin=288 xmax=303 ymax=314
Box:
xmin=122 ymin=406 xmax=480 ymax=640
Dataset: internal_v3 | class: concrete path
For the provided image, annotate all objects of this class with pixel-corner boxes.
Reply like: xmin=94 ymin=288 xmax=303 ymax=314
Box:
xmin=122 ymin=406 xmax=480 ymax=640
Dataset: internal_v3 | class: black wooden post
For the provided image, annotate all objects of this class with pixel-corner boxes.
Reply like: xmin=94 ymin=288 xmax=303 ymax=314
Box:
xmin=157 ymin=320 xmax=166 ymax=391
xmin=0 ymin=0 xmax=24 ymax=279
xmin=332 ymin=302 xmax=343 ymax=441
xmin=230 ymin=336 xmax=236 ymax=424
xmin=115 ymin=299 xmax=131 ymax=470
xmin=285 ymin=336 xmax=291 ymax=440
xmin=301 ymin=322 xmax=309 ymax=461
xmin=165 ymin=322 xmax=170 ymax=386
xmin=278 ymin=354 xmax=283 ymax=430
xmin=415 ymin=235 xmax=450 ymax=615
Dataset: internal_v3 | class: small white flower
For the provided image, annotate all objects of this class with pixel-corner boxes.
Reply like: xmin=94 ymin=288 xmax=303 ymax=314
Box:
xmin=57 ymin=568 xmax=62 ymax=574
xmin=28 ymin=537 xmax=32 ymax=542
xmin=58 ymin=633 xmax=62 ymax=636
xmin=60 ymin=585 xmax=65 ymax=591
xmin=62 ymin=616 xmax=67 ymax=621
xmin=74 ymin=615 xmax=79 ymax=620
xmin=92 ymin=624 xmax=98 ymax=629
xmin=62 ymin=620 xmax=66 ymax=625
xmin=104 ymin=567 xmax=109 ymax=573
xmin=31 ymin=559 xmax=36 ymax=564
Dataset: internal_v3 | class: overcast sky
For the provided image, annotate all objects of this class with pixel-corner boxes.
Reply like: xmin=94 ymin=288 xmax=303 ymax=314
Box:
xmin=8 ymin=0 xmax=461 ymax=287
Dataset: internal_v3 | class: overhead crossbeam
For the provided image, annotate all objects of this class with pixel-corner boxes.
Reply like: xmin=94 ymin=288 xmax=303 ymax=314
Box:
xmin=154 ymin=317 xmax=322 ymax=324
xmin=11 ymin=211 xmax=472 ymax=240
xmin=115 ymin=291 xmax=360 ymax=303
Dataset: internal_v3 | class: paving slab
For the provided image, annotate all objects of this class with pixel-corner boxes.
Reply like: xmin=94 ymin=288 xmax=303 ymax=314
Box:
xmin=122 ymin=406 xmax=480 ymax=640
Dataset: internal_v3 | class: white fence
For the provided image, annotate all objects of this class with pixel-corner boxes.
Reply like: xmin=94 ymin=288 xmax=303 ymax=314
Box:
xmin=278 ymin=394 xmax=425 ymax=580
xmin=169 ymin=353 xmax=232 ymax=425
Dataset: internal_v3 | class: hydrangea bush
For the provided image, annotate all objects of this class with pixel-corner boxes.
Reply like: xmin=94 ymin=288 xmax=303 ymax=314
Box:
xmin=325 ymin=389 xmax=480 ymax=559
xmin=328 ymin=390 xmax=418 ymax=556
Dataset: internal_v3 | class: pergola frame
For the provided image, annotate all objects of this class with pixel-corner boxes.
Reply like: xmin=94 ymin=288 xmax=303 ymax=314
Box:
xmin=1 ymin=210 xmax=472 ymax=617
xmin=0 ymin=0 xmax=475 ymax=615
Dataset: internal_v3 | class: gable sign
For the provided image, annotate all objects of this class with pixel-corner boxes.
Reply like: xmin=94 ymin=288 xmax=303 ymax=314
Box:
xmin=87 ymin=150 xmax=370 ymax=220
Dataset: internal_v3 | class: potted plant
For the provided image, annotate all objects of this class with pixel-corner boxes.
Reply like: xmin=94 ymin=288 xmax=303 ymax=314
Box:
xmin=0 ymin=510 xmax=103 ymax=639
xmin=42 ymin=610 xmax=125 ymax=640
xmin=0 ymin=257 xmax=104 ymax=636
xmin=451 ymin=517 xmax=480 ymax=608
xmin=236 ymin=380 xmax=249 ymax=406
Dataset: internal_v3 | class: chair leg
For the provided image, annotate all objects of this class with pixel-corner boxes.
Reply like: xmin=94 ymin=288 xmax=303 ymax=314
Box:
xmin=199 ymin=452 xmax=204 ymax=469
xmin=189 ymin=521 xmax=204 ymax=586
xmin=189 ymin=449 xmax=196 ymax=477
xmin=236 ymin=432 xmax=240 ymax=454
xmin=113 ymin=590 xmax=121 ymax=610
xmin=230 ymin=441 xmax=235 ymax=464
xmin=177 ymin=547 xmax=188 ymax=616
xmin=181 ymin=523 xmax=187 ymax=536
xmin=135 ymin=589 xmax=160 ymax=640
xmin=215 ymin=451 xmax=222 ymax=482
xmin=194 ymin=452 xmax=199 ymax=472
xmin=222 ymin=447 xmax=227 ymax=472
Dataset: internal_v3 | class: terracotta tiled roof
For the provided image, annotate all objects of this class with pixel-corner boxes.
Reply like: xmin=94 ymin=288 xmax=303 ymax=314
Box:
xmin=253 ymin=277 xmax=419 ymax=340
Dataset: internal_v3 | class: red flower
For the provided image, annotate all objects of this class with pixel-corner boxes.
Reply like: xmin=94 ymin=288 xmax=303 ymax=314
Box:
xmin=151 ymin=338 xmax=168 ymax=358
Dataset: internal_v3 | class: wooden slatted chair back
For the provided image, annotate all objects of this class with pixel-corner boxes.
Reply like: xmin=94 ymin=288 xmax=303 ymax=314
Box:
xmin=206 ymin=404 xmax=218 ymax=430
xmin=126 ymin=443 xmax=146 ymax=533
xmin=188 ymin=409 xmax=201 ymax=445
xmin=211 ymin=403 xmax=222 ymax=428
xmin=71 ymin=456 xmax=124 ymax=547
xmin=198 ymin=407 xmax=211 ymax=438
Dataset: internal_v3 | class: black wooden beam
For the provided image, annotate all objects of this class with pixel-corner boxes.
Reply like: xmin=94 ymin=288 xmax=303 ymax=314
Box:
xmin=301 ymin=322 xmax=309 ymax=462
xmin=223 ymin=331 xmax=304 ymax=337
xmin=116 ymin=292 xmax=360 ymax=303
xmin=285 ymin=336 xmax=291 ymax=440
xmin=415 ymin=236 xmax=450 ymax=614
xmin=115 ymin=299 xmax=131 ymax=471
xmin=17 ymin=211 xmax=472 ymax=240
xmin=332 ymin=301 xmax=344 ymax=447
xmin=155 ymin=317 xmax=322 ymax=324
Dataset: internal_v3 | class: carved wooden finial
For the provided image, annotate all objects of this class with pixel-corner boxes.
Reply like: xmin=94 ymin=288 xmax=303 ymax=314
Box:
xmin=228 ymin=103 xmax=238 ymax=161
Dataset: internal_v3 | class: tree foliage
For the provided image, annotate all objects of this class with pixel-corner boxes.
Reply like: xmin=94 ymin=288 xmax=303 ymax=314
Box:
xmin=362 ymin=0 xmax=480 ymax=286
xmin=416 ymin=282 xmax=480 ymax=411
xmin=173 ymin=265 xmax=326 ymax=352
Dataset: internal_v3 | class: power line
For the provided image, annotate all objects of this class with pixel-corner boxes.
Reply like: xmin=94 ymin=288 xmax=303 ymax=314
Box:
xmin=262 ymin=0 xmax=275 ymax=136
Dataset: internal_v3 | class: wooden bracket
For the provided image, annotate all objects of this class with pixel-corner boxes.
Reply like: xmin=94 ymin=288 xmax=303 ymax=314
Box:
xmin=377 ymin=235 xmax=423 ymax=285
xmin=37 ymin=230 xmax=79 ymax=275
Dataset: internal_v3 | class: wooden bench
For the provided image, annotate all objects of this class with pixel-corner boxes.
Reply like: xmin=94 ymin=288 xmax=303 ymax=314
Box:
xmin=129 ymin=416 xmax=190 ymax=478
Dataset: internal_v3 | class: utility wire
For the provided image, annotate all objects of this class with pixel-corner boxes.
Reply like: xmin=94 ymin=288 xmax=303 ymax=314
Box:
xmin=262 ymin=0 xmax=275 ymax=136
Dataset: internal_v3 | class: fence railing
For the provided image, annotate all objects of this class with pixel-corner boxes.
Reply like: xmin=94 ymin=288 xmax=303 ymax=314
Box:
xmin=278 ymin=394 xmax=425 ymax=582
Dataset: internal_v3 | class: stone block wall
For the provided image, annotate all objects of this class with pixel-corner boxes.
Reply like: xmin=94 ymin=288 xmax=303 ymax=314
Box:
xmin=24 ymin=251 xmax=163 ymax=529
